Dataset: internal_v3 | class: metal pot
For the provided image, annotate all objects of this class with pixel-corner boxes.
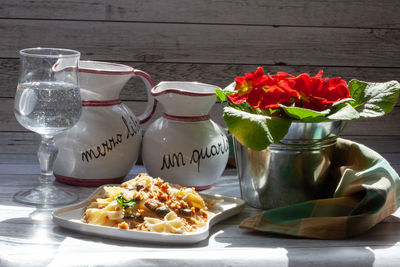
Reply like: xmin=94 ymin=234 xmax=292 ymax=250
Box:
xmin=234 ymin=120 xmax=344 ymax=209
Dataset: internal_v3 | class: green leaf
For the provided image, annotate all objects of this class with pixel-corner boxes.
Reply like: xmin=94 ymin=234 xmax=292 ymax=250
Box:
xmin=215 ymin=88 xmax=226 ymax=102
xmin=116 ymin=193 xmax=138 ymax=209
xmin=348 ymin=79 xmax=400 ymax=118
xmin=279 ymin=104 xmax=330 ymax=122
xmin=327 ymin=103 xmax=360 ymax=121
xmin=223 ymin=107 xmax=291 ymax=151
xmin=331 ymin=98 xmax=354 ymax=108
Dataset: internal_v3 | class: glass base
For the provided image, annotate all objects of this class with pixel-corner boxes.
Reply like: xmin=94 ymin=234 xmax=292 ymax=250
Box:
xmin=14 ymin=185 xmax=78 ymax=206
xmin=29 ymin=208 xmax=54 ymax=221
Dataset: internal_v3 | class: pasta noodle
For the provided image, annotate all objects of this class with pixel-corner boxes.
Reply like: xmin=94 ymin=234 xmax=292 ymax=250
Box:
xmin=82 ymin=173 xmax=217 ymax=233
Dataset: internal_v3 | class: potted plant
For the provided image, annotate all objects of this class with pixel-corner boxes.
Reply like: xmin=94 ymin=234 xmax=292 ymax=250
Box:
xmin=216 ymin=67 xmax=400 ymax=209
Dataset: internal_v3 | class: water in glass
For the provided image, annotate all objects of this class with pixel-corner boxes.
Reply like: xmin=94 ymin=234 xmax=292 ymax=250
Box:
xmin=15 ymin=81 xmax=81 ymax=135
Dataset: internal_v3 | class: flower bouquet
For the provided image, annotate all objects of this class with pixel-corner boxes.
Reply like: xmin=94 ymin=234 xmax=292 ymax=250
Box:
xmin=216 ymin=67 xmax=400 ymax=151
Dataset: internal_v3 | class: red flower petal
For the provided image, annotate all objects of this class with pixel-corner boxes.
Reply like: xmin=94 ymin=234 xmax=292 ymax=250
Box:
xmin=227 ymin=93 xmax=247 ymax=104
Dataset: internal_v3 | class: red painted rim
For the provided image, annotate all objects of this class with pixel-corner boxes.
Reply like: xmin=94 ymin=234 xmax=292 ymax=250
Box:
xmin=152 ymin=89 xmax=216 ymax=97
xmin=134 ymin=70 xmax=155 ymax=87
xmin=151 ymin=82 xmax=219 ymax=97
xmin=82 ymin=99 xmax=122 ymax=107
xmin=163 ymin=113 xmax=210 ymax=122
xmin=55 ymin=173 xmax=125 ymax=187
xmin=194 ymin=184 xmax=214 ymax=191
xmin=139 ymin=100 xmax=158 ymax=124
xmin=79 ymin=61 xmax=134 ymax=75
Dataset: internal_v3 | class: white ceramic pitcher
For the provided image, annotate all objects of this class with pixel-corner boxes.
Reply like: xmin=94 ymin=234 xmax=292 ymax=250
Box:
xmin=142 ymin=82 xmax=229 ymax=190
xmin=54 ymin=61 xmax=155 ymax=186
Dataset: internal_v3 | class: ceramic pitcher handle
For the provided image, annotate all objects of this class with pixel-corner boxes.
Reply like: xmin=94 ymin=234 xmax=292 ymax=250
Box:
xmin=133 ymin=69 xmax=157 ymax=124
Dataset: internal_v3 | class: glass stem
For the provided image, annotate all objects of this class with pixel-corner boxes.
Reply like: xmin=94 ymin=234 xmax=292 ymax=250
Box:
xmin=37 ymin=135 xmax=58 ymax=185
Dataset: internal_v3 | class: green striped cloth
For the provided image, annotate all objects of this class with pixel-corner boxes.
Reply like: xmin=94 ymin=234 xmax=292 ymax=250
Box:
xmin=239 ymin=138 xmax=400 ymax=239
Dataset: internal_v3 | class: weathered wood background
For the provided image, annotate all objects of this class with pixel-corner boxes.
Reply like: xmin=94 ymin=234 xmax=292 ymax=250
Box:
xmin=0 ymin=0 xmax=399 ymax=172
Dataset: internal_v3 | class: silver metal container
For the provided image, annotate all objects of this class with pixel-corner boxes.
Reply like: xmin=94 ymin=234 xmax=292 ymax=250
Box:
xmin=234 ymin=120 xmax=344 ymax=210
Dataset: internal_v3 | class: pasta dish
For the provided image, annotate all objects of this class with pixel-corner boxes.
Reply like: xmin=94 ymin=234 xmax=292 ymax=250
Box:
xmin=82 ymin=173 xmax=216 ymax=233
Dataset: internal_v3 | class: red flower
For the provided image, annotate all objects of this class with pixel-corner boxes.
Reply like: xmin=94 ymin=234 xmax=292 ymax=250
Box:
xmin=227 ymin=68 xmax=350 ymax=112
xmin=255 ymin=73 xmax=299 ymax=109
xmin=228 ymin=67 xmax=267 ymax=104
xmin=228 ymin=68 xmax=299 ymax=109
xmin=294 ymin=70 xmax=350 ymax=111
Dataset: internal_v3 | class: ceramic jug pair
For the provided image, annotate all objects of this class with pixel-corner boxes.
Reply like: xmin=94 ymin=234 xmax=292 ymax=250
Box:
xmin=54 ymin=61 xmax=228 ymax=189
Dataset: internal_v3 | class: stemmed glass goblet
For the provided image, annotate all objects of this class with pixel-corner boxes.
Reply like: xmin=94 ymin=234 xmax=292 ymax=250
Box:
xmin=14 ymin=48 xmax=82 ymax=206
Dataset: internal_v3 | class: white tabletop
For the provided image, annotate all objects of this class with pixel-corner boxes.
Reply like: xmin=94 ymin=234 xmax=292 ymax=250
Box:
xmin=1 ymin=164 xmax=400 ymax=267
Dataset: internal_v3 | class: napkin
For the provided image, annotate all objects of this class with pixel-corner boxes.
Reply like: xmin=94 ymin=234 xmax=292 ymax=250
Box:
xmin=239 ymin=138 xmax=400 ymax=239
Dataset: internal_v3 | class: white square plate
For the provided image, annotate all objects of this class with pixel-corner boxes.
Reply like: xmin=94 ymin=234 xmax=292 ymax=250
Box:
xmin=52 ymin=185 xmax=245 ymax=244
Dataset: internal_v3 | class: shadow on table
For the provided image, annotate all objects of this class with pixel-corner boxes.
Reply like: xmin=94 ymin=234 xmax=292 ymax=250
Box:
xmin=0 ymin=205 xmax=213 ymax=267
xmin=211 ymin=215 xmax=400 ymax=267
xmin=3 ymin=205 xmax=398 ymax=266
xmin=0 ymin=209 xmax=66 ymax=266
xmin=52 ymin=225 xmax=213 ymax=249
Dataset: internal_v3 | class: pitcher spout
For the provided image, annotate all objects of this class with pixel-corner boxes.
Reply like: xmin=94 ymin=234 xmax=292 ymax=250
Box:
xmin=151 ymin=81 xmax=220 ymax=117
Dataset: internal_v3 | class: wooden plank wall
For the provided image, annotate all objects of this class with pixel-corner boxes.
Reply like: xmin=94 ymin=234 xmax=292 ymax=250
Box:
xmin=0 ymin=0 xmax=399 ymax=171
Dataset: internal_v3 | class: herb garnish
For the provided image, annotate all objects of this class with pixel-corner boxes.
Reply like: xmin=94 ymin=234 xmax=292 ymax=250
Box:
xmin=116 ymin=193 xmax=138 ymax=209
